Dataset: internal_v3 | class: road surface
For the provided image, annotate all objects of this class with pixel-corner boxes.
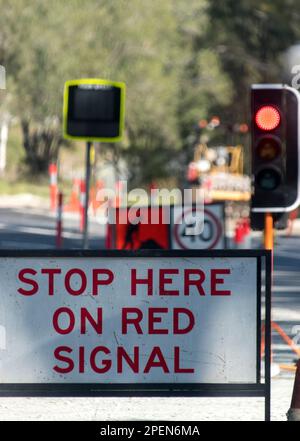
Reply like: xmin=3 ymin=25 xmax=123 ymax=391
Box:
xmin=0 ymin=207 xmax=106 ymax=249
xmin=272 ymin=234 xmax=300 ymax=371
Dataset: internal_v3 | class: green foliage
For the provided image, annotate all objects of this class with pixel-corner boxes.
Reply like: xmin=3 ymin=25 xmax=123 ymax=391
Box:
xmin=0 ymin=0 xmax=298 ymax=183
xmin=208 ymin=0 xmax=300 ymax=118
xmin=206 ymin=0 xmax=300 ymax=172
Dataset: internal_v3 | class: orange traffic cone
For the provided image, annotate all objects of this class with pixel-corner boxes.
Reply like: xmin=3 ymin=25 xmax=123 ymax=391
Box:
xmin=287 ymin=360 xmax=300 ymax=420
xmin=64 ymin=179 xmax=81 ymax=212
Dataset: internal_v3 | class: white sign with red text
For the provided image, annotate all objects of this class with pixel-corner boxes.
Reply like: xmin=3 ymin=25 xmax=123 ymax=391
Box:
xmin=0 ymin=256 xmax=257 ymax=384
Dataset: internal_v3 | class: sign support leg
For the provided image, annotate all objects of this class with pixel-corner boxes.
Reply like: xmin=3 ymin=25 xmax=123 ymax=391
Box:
xmin=83 ymin=141 xmax=92 ymax=249
xmin=264 ymin=212 xmax=273 ymax=421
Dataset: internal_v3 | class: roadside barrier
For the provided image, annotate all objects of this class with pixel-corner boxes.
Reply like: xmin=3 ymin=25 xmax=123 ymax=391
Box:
xmin=49 ymin=163 xmax=58 ymax=212
xmin=64 ymin=179 xmax=105 ymax=217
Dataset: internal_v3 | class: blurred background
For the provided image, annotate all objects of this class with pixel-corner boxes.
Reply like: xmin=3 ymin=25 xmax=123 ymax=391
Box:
xmin=0 ymin=0 xmax=299 ymax=249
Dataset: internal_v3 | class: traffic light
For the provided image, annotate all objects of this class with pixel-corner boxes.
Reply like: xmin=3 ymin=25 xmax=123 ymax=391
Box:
xmin=251 ymin=84 xmax=300 ymax=212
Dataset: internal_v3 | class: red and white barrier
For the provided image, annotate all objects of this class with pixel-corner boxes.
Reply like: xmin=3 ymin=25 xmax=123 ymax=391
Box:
xmin=49 ymin=163 xmax=58 ymax=212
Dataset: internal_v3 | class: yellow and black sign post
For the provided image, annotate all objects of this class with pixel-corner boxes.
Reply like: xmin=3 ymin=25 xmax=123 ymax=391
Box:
xmin=63 ymin=78 xmax=126 ymax=248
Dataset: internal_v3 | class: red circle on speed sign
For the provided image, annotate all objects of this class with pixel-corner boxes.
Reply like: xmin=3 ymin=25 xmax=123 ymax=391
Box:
xmin=173 ymin=207 xmax=222 ymax=250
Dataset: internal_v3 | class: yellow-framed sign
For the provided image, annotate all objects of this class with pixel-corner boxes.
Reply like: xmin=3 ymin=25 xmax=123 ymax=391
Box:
xmin=63 ymin=78 xmax=125 ymax=142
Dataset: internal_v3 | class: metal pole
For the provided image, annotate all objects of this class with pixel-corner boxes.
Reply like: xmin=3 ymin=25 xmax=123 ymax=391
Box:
xmin=83 ymin=141 xmax=92 ymax=249
xmin=264 ymin=212 xmax=273 ymax=421
xmin=56 ymin=192 xmax=63 ymax=248
xmin=265 ymin=250 xmax=272 ymax=421
xmin=264 ymin=212 xmax=274 ymax=251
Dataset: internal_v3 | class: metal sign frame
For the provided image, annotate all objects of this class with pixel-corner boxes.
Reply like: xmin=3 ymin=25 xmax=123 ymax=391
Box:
xmin=0 ymin=249 xmax=271 ymax=421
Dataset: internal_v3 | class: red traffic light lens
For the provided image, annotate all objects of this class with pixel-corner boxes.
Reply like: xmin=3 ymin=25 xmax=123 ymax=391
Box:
xmin=255 ymin=105 xmax=281 ymax=131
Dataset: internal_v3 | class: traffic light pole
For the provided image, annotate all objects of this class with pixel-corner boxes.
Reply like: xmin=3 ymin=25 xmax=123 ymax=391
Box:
xmin=264 ymin=211 xmax=273 ymax=422
xmin=83 ymin=141 xmax=92 ymax=249
xmin=264 ymin=212 xmax=274 ymax=250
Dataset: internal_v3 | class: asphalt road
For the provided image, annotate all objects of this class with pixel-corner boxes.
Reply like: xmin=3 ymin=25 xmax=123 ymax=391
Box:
xmin=0 ymin=207 xmax=106 ymax=249
xmin=271 ymin=234 xmax=300 ymax=373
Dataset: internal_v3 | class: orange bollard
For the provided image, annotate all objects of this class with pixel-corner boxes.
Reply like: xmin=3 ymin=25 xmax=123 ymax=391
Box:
xmin=64 ymin=179 xmax=81 ymax=213
xmin=49 ymin=163 xmax=58 ymax=212
xmin=287 ymin=360 xmax=300 ymax=420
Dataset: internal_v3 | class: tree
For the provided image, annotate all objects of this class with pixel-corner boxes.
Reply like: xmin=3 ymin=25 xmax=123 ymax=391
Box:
xmin=0 ymin=0 xmax=233 ymax=183
xmin=208 ymin=0 xmax=300 ymax=122
xmin=0 ymin=1 xmax=67 ymax=174
xmin=89 ymin=0 xmax=232 ymax=186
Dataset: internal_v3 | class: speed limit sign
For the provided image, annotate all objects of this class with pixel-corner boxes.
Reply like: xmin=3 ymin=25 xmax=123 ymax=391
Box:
xmin=171 ymin=204 xmax=226 ymax=250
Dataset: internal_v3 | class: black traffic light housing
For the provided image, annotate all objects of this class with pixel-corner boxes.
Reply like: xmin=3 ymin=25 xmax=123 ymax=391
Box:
xmin=251 ymin=84 xmax=300 ymax=212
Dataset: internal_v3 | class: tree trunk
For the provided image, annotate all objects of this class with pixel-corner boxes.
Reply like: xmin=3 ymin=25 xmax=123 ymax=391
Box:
xmin=21 ymin=119 xmax=62 ymax=175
